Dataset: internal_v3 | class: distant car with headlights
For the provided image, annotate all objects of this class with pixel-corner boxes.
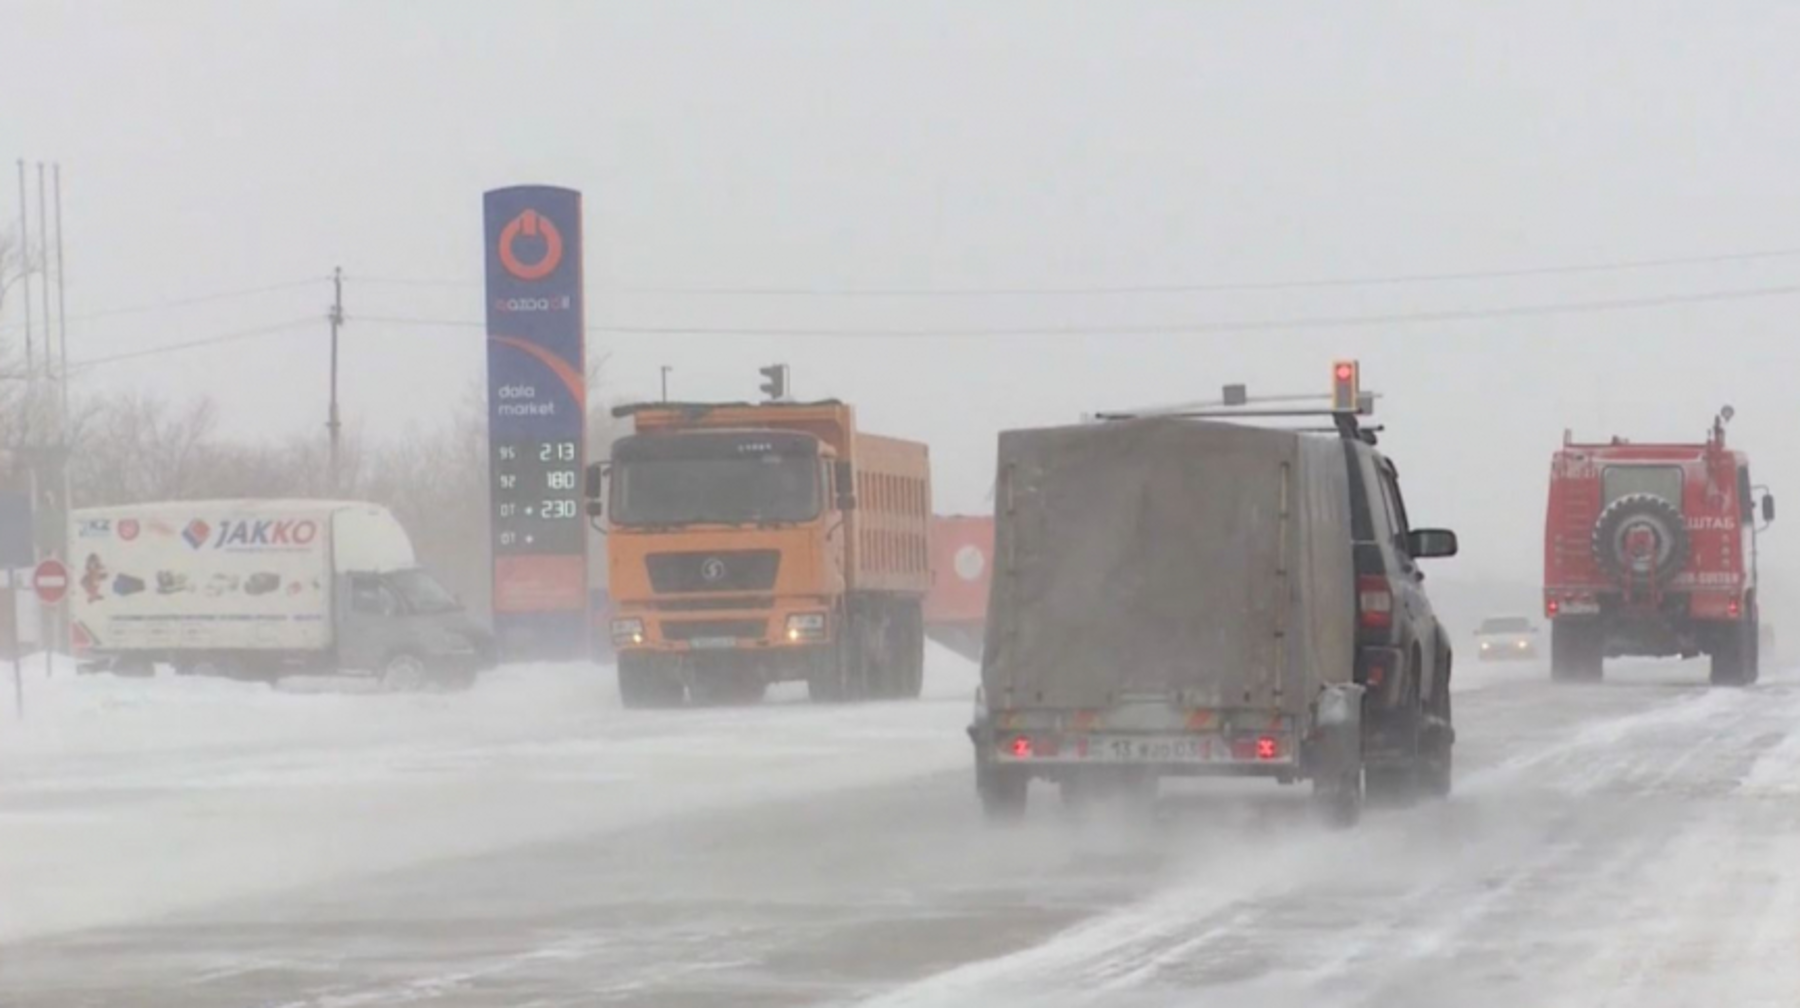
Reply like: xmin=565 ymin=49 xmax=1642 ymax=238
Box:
xmin=1474 ymin=616 xmax=1539 ymax=661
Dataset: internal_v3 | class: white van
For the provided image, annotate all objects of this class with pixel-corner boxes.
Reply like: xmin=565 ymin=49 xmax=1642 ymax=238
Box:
xmin=69 ymin=500 xmax=494 ymax=689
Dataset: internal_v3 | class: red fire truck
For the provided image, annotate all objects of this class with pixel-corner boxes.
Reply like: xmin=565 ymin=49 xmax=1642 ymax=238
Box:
xmin=1543 ymin=408 xmax=1775 ymax=685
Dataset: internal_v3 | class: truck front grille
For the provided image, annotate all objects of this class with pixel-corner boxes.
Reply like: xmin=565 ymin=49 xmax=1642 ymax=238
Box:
xmin=646 ymin=551 xmax=780 ymax=593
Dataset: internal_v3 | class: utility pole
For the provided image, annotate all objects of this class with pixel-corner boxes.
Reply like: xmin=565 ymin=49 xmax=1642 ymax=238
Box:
xmin=15 ymin=161 xmax=33 ymax=377
xmin=35 ymin=163 xmax=58 ymax=677
xmin=327 ymin=266 xmax=343 ymax=494
xmin=660 ymin=365 xmax=672 ymax=403
xmin=53 ymin=164 xmax=69 ymax=438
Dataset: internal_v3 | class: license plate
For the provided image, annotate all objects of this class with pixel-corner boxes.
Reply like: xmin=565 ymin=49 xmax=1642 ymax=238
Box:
xmin=1081 ymin=736 xmax=1218 ymax=763
xmin=1559 ymin=601 xmax=1599 ymax=616
xmin=689 ymin=637 xmax=738 ymax=650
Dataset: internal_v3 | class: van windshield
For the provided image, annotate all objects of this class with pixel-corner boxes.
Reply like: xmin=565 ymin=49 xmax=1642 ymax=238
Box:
xmin=1479 ymin=617 xmax=1532 ymax=633
xmin=387 ymin=569 xmax=460 ymax=614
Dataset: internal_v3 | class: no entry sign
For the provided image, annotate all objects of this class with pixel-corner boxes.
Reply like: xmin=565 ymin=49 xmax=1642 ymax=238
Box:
xmin=32 ymin=558 xmax=68 ymax=605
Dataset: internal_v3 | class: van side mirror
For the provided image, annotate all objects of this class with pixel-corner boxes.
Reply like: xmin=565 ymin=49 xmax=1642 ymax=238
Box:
xmin=1764 ymin=494 xmax=1776 ymax=524
xmin=1407 ymin=528 xmax=1458 ymax=559
xmin=584 ymin=463 xmax=604 ymax=500
xmin=834 ymin=460 xmax=857 ymax=512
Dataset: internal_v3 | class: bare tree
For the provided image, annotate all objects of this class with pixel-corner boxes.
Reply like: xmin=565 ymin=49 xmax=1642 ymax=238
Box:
xmin=56 ymin=355 xmax=632 ymax=621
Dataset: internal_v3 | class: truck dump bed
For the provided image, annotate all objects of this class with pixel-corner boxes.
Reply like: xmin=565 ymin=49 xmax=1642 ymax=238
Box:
xmin=848 ymin=431 xmax=932 ymax=596
xmin=981 ymin=418 xmax=1355 ymax=719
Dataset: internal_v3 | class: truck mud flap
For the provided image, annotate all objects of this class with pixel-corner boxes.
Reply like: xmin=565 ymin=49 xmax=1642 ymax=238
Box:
xmin=1307 ymin=683 xmax=1366 ymax=779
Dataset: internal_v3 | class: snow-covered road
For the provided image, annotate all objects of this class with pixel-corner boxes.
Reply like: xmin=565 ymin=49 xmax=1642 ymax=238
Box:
xmin=3 ymin=652 xmax=1798 ymax=1007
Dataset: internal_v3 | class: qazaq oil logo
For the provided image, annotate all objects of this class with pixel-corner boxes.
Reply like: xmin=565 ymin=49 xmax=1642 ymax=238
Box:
xmin=498 ymin=209 xmax=563 ymax=281
xmin=183 ymin=520 xmax=212 ymax=550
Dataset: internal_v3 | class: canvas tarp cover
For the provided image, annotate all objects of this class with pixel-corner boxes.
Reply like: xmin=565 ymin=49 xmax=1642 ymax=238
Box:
xmin=981 ymin=418 xmax=1355 ymax=716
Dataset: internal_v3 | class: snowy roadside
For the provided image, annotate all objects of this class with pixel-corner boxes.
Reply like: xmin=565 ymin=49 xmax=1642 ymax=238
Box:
xmin=0 ymin=648 xmax=981 ymax=944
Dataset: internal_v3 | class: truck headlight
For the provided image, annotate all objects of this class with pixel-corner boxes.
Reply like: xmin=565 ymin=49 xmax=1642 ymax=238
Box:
xmin=785 ymin=612 xmax=827 ymax=642
xmin=611 ymin=618 xmax=645 ymax=646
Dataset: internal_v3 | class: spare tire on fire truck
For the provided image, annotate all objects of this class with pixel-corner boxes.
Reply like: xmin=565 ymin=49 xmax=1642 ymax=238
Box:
xmin=1592 ymin=492 xmax=1688 ymax=587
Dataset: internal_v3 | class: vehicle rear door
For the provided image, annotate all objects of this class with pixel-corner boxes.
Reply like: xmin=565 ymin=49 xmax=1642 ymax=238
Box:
xmin=1375 ymin=457 xmax=1443 ymax=687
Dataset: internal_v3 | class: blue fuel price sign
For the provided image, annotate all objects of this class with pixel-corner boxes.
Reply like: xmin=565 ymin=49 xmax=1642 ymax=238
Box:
xmin=484 ymin=185 xmax=588 ymax=659
xmin=491 ymin=439 xmax=584 ymax=556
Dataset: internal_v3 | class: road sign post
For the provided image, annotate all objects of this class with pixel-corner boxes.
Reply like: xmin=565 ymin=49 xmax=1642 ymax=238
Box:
xmin=2 ymin=577 xmax=18 ymax=719
xmin=33 ymin=558 xmax=67 ymax=681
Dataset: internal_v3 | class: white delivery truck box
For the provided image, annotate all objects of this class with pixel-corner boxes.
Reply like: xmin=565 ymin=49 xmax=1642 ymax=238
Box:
xmin=69 ymin=500 xmax=494 ymax=689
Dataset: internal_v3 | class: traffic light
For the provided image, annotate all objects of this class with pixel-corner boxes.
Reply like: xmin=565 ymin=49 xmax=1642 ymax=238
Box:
xmin=759 ymin=364 xmax=789 ymax=402
xmin=1331 ymin=360 xmax=1360 ymax=413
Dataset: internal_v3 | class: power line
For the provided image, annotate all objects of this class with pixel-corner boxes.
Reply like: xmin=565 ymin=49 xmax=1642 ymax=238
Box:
xmin=0 ymin=276 xmax=325 ymax=333
xmin=349 ymin=245 xmax=1800 ymax=298
xmin=66 ymin=317 xmax=321 ymax=370
xmin=346 ymin=275 xmax=479 ymax=290
xmin=356 ymin=282 xmax=1800 ymax=340
xmin=39 ymin=278 xmax=1800 ymax=371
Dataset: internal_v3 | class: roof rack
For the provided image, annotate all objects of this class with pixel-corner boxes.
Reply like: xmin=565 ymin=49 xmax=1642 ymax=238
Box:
xmin=1089 ymin=386 xmax=1382 ymax=445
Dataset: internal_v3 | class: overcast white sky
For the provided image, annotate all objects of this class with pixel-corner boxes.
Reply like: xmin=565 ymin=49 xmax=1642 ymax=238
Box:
xmin=5 ymin=1 xmax=1800 ymax=593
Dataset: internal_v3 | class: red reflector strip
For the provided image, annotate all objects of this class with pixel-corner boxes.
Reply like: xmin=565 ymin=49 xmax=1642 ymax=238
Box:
xmin=1184 ymin=709 xmax=1217 ymax=731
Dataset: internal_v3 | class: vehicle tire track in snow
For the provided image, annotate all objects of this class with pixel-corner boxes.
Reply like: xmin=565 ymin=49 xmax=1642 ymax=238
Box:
xmin=855 ymin=679 xmax=1776 ymax=1008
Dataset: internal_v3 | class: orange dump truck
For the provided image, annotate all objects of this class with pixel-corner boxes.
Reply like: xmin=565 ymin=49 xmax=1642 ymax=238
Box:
xmin=590 ymin=401 xmax=932 ymax=707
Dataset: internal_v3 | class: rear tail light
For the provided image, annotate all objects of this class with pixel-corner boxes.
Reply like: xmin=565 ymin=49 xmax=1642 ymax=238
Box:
xmin=1232 ymin=735 xmax=1286 ymax=761
xmin=1009 ymin=736 xmax=1033 ymax=758
xmin=1546 ymin=598 xmax=1560 ymax=618
xmin=1358 ymin=575 xmax=1393 ymax=630
xmin=1729 ymin=599 xmax=1742 ymax=619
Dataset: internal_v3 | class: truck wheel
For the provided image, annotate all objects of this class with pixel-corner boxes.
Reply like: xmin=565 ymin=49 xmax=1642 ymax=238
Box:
xmin=1710 ymin=620 xmax=1753 ymax=687
xmin=902 ymin=603 xmax=926 ymax=699
xmin=379 ymin=653 xmax=430 ymax=693
xmin=1419 ymin=744 xmax=1454 ymax=799
xmin=1365 ymin=765 xmax=1418 ymax=808
xmin=619 ymin=653 xmax=682 ymax=709
xmin=977 ymin=761 xmax=1028 ymax=823
xmin=1312 ymin=770 xmax=1363 ymax=829
xmin=864 ymin=604 xmax=901 ymax=701
xmin=1749 ymin=614 xmax=1762 ymax=685
xmin=862 ymin=608 xmax=894 ymax=701
xmin=1551 ymin=621 xmax=1603 ymax=683
xmin=808 ymin=621 xmax=858 ymax=703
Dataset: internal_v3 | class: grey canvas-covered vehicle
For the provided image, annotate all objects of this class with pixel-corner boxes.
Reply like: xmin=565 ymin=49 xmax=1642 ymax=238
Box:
xmin=968 ymin=400 xmax=1458 ymax=826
